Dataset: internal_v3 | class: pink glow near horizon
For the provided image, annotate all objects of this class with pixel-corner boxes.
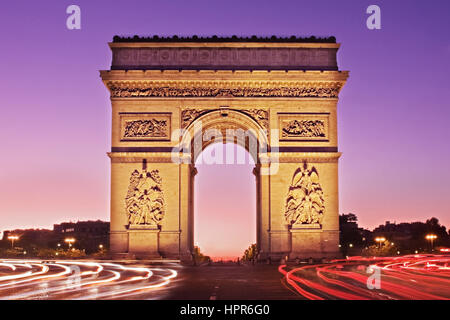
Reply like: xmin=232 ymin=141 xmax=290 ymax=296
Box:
xmin=195 ymin=144 xmax=256 ymax=258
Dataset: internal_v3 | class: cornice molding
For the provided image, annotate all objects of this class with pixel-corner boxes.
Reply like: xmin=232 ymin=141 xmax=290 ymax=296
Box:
xmin=261 ymin=152 xmax=342 ymax=163
xmin=107 ymin=151 xmax=342 ymax=164
xmin=100 ymin=69 xmax=349 ymax=80
xmin=108 ymin=152 xmax=185 ymax=163
xmin=112 ymin=35 xmax=337 ymax=44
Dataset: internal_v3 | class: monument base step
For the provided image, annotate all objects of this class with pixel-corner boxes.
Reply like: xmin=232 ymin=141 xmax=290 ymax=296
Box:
xmin=132 ymin=253 xmax=163 ymax=260
xmin=112 ymin=253 xmax=136 ymax=260
xmin=112 ymin=252 xmax=165 ymax=260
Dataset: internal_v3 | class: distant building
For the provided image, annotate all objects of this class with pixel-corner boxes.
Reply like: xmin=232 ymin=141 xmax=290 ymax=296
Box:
xmin=53 ymin=220 xmax=109 ymax=253
xmin=372 ymin=218 xmax=450 ymax=252
xmin=2 ymin=229 xmax=53 ymax=247
xmin=1 ymin=220 xmax=109 ymax=254
xmin=373 ymin=222 xmax=414 ymax=241
xmin=53 ymin=220 xmax=109 ymax=236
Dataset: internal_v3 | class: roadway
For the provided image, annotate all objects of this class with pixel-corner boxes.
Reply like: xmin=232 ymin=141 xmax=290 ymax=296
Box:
xmin=0 ymin=255 xmax=449 ymax=300
xmin=164 ymin=263 xmax=301 ymax=300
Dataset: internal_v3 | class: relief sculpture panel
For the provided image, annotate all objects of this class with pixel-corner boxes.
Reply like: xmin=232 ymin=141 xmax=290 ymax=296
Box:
xmin=120 ymin=113 xmax=171 ymax=141
xmin=285 ymin=163 xmax=325 ymax=228
xmin=279 ymin=113 xmax=329 ymax=141
xmin=125 ymin=164 xmax=165 ymax=228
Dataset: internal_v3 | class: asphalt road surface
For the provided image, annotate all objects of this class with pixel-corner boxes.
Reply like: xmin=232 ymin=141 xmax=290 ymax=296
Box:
xmin=165 ymin=264 xmax=301 ymax=300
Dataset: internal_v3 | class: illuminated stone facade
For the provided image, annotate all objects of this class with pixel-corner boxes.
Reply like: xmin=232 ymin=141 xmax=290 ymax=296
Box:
xmin=101 ymin=36 xmax=348 ymax=260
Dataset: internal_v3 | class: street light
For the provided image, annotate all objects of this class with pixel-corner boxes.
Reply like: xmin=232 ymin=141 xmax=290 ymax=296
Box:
xmin=64 ymin=238 xmax=76 ymax=248
xmin=7 ymin=235 xmax=19 ymax=249
xmin=375 ymin=237 xmax=386 ymax=249
xmin=425 ymin=234 xmax=437 ymax=251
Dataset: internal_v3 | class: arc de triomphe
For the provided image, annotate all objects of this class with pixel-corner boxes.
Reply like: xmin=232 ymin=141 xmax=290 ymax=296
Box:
xmin=100 ymin=36 xmax=348 ymax=261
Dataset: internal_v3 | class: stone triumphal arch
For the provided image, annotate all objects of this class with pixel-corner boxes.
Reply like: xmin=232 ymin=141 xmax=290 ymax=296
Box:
xmin=100 ymin=36 xmax=348 ymax=261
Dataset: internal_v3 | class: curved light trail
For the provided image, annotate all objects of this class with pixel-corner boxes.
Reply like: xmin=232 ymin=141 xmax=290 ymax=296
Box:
xmin=0 ymin=260 xmax=179 ymax=300
xmin=279 ymin=254 xmax=450 ymax=300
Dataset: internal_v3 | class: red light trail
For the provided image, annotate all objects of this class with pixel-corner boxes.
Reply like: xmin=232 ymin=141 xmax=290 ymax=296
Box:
xmin=279 ymin=254 xmax=450 ymax=300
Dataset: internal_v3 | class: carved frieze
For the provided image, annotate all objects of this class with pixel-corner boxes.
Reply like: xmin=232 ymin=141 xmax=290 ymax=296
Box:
xmin=120 ymin=113 xmax=171 ymax=141
xmin=111 ymin=46 xmax=338 ymax=71
xmin=279 ymin=113 xmax=329 ymax=141
xmin=107 ymin=81 xmax=343 ymax=98
xmin=285 ymin=163 xmax=324 ymax=227
xmin=125 ymin=164 xmax=165 ymax=228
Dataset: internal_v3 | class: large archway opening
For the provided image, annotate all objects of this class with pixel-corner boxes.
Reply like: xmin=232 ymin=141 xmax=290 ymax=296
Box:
xmin=194 ymin=142 xmax=256 ymax=261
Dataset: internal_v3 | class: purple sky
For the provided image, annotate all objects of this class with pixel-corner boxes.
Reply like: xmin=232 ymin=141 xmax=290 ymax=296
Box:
xmin=0 ymin=1 xmax=449 ymax=256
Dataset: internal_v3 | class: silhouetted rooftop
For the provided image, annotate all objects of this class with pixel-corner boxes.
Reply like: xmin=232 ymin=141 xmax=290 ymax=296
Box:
xmin=112 ymin=35 xmax=336 ymax=43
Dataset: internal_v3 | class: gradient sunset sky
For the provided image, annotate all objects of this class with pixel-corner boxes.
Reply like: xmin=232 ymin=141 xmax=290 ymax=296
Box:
xmin=0 ymin=0 xmax=449 ymax=257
